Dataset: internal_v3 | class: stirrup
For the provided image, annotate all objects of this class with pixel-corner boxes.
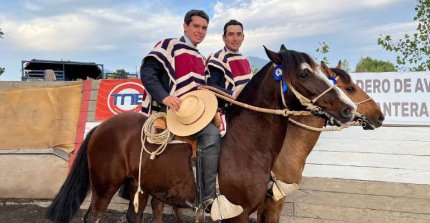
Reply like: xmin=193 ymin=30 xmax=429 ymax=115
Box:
xmin=209 ymin=194 xmax=243 ymax=221
xmin=202 ymin=198 xmax=213 ymax=214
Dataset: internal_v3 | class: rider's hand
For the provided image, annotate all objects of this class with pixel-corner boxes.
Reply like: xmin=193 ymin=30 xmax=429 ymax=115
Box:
xmin=162 ymin=95 xmax=182 ymax=112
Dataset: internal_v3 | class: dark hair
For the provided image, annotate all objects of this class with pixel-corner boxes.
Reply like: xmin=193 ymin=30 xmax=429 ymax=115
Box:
xmin=223 ymin=19 xmax=243 ymax=36
xmin=184 ymin=9 xmax=209 ymax=25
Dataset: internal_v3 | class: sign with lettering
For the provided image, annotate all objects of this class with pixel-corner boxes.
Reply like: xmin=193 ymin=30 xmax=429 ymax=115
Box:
xmin=350 ymin=72 xmax=430 ymax=126
xmin=95 ymin=79 xmax=146 ymax=120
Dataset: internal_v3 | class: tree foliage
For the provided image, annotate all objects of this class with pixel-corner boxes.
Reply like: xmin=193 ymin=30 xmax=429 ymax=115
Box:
xmin=377 ymin=0 xmax=430 ymax=71
xmin=355 ymin=57 xmax=397 ymax=72
xmin=113 ymin=69 xmax=129 ymax=79
xmin=251 ymin=66 xmax=260 ymax=75
xmin=340 ymin=59 xmax=351 ymax=72
xmin=315 ymin=41 xmax=330 ymax=64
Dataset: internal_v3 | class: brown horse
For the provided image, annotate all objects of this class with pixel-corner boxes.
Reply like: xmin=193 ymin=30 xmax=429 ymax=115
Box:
xmin=255 ymin=61 xmax=384 ymax=223
xmin=146 ymin=61 xmax=386 ymax=223
xmin=45 ymin=46 xmax=357 ymax=223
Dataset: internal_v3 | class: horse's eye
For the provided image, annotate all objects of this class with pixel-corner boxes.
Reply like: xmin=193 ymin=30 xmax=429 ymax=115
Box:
xmin=345 ymin=86 xmax=355 ymax=92
xmin=299 ymin=70 xmax=310 ymax=79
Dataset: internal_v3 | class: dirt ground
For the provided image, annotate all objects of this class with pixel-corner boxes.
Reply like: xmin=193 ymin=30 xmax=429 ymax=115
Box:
xmin=0 ymin=199 xmax=257 ymax=223
xmin=0 ymin=199 xmax=198 ymax=223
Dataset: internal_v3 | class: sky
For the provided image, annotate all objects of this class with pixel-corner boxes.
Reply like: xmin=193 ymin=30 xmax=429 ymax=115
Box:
xmin=0 ymin=0 xmax=417 ymax=81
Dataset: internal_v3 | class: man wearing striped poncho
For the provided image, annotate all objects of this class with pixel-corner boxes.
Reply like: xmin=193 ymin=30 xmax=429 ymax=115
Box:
xmin=206 ymin=19 xmax=253 ymax=135
xmin=139 ymin=10 xmax=243 ymax=220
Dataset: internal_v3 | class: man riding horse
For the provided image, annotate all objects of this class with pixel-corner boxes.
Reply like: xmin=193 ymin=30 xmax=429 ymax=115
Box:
xmin=139 ymin=9 xmax=242 ymax=220
xmin=206 ymin=19 xmax=253 ymax=136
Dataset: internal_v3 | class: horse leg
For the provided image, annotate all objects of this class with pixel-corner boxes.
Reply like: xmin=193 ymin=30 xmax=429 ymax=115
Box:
xmin=85 ymin=187 xmax=118 ymax=223
xmin=83 ymin=207 xmax=92 ymax=223
xmin=126 ymin=190 xmax=149 ymax=223
xmin=256 ymin=197 xmax=285 ymax=223
xmin=173 ymin=207 xmax=184 ymax=223
xmin=151 ymin=196 xmax=164 ymax=223
xmin=151 ymin=197 xmax=184 ymax=223
xmin=223 ymin=212 xmax=250 ymax=223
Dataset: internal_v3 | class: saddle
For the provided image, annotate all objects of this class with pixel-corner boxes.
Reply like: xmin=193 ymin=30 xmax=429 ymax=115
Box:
xmin=153 ymin=117 xmax=197 ymax=158
xmin=152 ymin=113 xmax=224 ymax=160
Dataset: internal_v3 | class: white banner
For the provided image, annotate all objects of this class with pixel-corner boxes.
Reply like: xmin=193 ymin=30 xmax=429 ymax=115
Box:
xmin=350 ymin=72 xmax=430 ymax=126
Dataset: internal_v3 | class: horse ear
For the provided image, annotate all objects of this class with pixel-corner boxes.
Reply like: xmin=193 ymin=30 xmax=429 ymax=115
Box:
xmin=280 ymin=44 xmax=287 ymax=51
xmin=320 ymin=61 xmax=332 ymax=77
xmin=263 ymin=45 xmax=282 ymax=64
xmin=336 ymin=60 xmax=342 ymax=69
xmin=321 ymin=61 xmax=329 ymax=69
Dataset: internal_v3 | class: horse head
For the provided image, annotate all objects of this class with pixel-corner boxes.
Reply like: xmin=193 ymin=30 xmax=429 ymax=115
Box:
xmin=320 ymin=61 xmax=384 ymax=129
xmin=260 ymin=45 xmax=356 ymax=125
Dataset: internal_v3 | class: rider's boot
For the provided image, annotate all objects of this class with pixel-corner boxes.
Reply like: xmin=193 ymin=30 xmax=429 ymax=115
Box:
xmin=197 ymin=134 xmax=243 ymax=221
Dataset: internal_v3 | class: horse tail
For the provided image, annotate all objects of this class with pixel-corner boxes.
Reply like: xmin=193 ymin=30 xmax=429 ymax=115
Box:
xmin=45 ymin=127 xmax=97 ymax=223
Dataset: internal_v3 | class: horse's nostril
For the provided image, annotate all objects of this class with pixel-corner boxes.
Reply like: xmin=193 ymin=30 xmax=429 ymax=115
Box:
xmin=375 ymin=114 xmax=385 ymax=127
xmin=341 ymin=106 xmax=353 ymax=118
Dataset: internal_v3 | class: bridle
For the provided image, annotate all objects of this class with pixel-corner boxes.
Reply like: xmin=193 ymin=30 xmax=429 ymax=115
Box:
xmin=277 ymin=64 xmax=343 ymax=126
xmin=354 ymin=97 xmax=376 ymax=129
xmin=199 ymin=62 xmax=358 ymax=132
xmin=328 ymin=72 xmax=376 ymax=129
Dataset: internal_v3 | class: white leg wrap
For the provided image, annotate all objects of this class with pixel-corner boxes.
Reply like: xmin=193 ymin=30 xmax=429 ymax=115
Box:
xmin=272 ymin=181 xmax=299 ymax=201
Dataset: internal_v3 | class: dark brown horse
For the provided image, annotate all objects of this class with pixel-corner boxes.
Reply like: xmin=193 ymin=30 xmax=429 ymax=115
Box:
xmin=255 ymin=61 xmax=384 ymax=223
xmin=45 ymin=46 xmax=356 ymax=223
xmin=145 ymin=61 xmax=386 ymax=223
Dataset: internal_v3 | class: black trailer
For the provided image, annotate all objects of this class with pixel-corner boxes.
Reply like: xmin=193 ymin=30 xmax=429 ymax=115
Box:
xmin=21 ymin=59 xmax=104 ymax=81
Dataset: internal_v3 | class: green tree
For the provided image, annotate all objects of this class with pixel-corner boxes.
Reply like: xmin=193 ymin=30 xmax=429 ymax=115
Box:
xmin=0 ymin=28 xmax=4 ymax=76
xmin=355 ymin=57 xmax=396 ymax=72
xmin=315 ymin=41 xmax=330 ymax=64
xmin=340 ymin=59 xmax=351 ymax=72
xmin=377 ymin=0 xmax=430 ymax=71
xmin=251 ymin=66 xmax=260 ymax=75
xmin=114 ymin=69 xmax=129 ymax=79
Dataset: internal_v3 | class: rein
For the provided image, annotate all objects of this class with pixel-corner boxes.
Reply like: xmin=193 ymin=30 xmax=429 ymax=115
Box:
xmin=198 ymin=85 xmax=312 ymax=117
xmin=198 ymin=85 xmax=356 ymax=132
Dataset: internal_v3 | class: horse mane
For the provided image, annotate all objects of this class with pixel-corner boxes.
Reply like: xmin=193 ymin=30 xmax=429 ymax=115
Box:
xmin=330 ymin=68 xmax=352 ymax=83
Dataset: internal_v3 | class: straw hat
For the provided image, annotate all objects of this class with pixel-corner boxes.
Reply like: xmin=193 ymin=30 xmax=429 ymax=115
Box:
xmin=166 ymin=89 xmax=218 ymax=136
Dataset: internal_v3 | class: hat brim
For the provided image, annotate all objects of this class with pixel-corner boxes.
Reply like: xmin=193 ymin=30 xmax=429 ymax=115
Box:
xmin=166 ymin=90 xmax=218 ymax=136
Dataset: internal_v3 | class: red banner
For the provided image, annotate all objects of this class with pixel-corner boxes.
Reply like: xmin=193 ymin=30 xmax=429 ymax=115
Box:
xmin=95 ymin=79 xmax=146 ymax=120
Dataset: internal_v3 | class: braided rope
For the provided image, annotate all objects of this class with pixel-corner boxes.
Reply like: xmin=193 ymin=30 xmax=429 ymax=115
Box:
xmin=198 ymin=86 xmax=312 ymax=116
xmin=134 ymin=112 xmax=174 ymax=213
xmin=288 ymin=118 xmax=360 ymax=131
xmin=199 ymin=85 xmax=357 ymax=132
xmin=141 ymin=112 xmax=174 ymax=159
